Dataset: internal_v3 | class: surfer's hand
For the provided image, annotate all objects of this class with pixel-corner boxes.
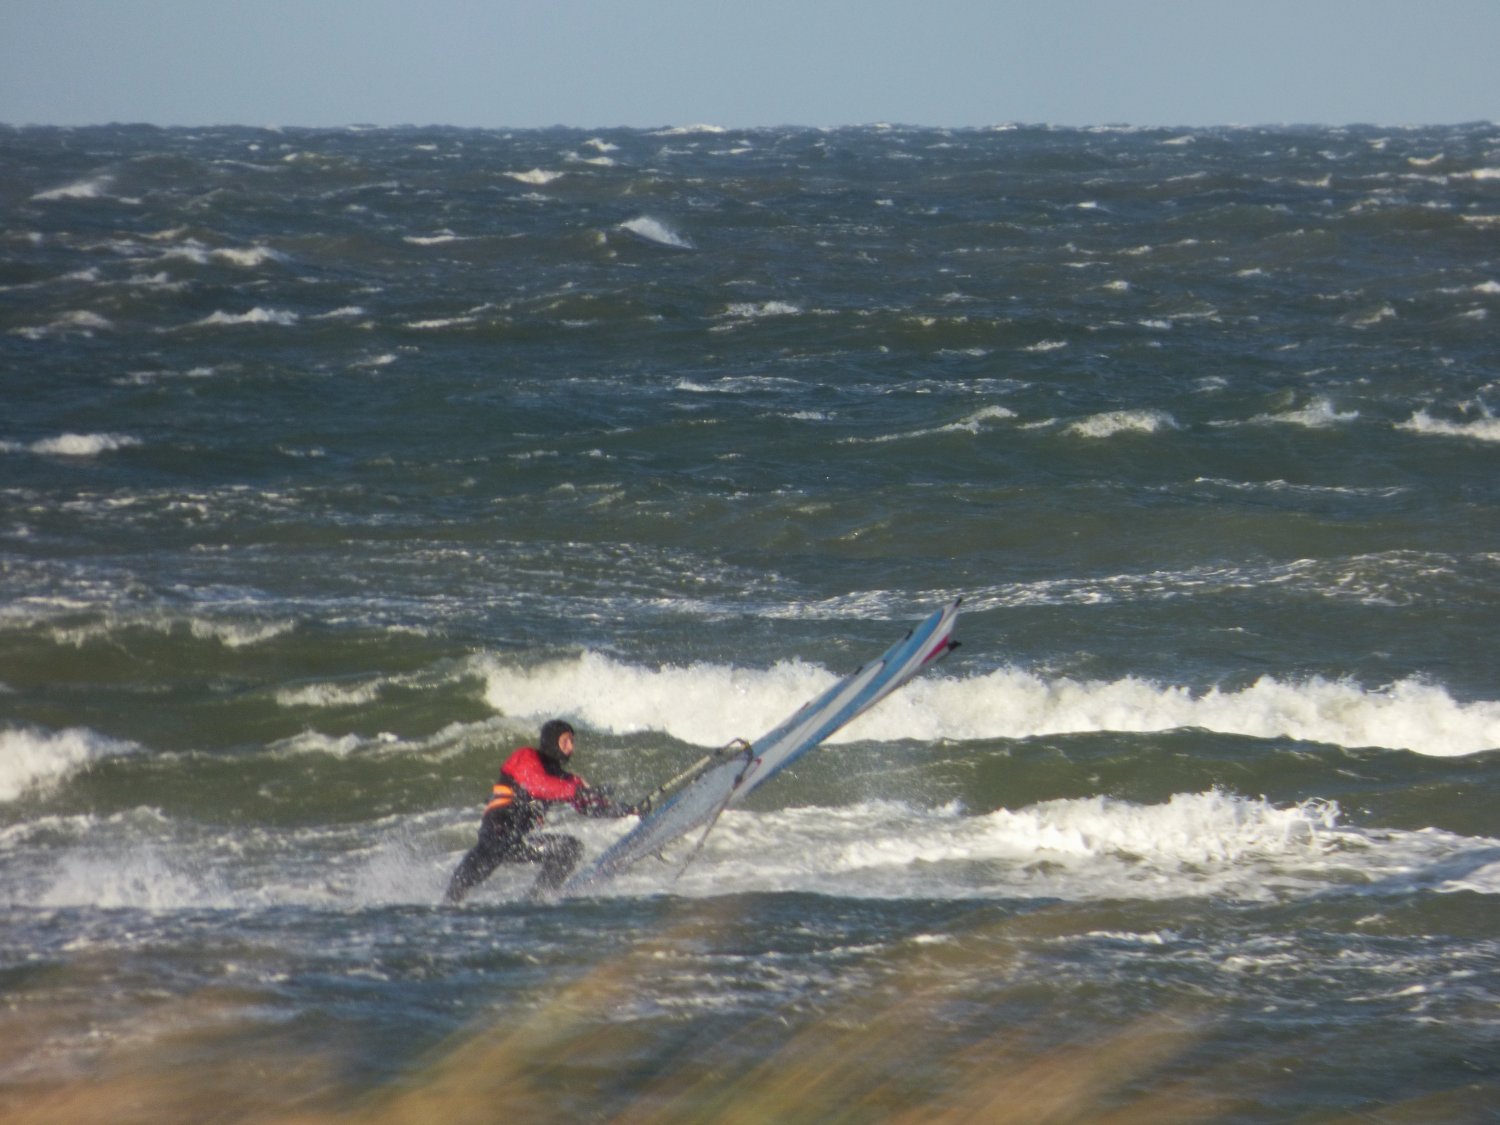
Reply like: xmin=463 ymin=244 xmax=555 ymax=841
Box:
xmin=574 ymin=786 xmax=633 ymax=818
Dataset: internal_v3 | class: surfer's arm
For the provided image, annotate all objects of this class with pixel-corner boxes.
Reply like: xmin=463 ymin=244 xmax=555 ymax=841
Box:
xmin=572 ymin=783 xmax=638 ymax=818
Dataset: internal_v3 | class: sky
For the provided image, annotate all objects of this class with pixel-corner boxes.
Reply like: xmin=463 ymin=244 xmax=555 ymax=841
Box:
xmin=3 ymin=0 xmax=1498 ymax=131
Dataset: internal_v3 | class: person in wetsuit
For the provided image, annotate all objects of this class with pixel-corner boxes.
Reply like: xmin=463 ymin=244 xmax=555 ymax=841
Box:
xmin=443 ymin=719 xmax=633 ymax=904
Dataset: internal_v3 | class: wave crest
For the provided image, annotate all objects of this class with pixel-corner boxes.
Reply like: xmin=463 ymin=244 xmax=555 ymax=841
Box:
xmin=1064 ymin=409 xmax=1177 ymax=438
xmin=618 ymin=216 xmax=693 ymax=249
xmin=474 ymin=652 xmax=1499 ymax=757
xmin=0 ymin=725 xmax=140 ymax=801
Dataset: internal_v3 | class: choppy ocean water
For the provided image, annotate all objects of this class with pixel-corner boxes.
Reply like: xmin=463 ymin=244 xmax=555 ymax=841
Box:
xmin=2 ymin=121 xmax=1498 ymax=1120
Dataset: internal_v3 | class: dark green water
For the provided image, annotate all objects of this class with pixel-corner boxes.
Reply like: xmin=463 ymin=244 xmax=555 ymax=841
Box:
xmin=2 ymin=122 xmax=1498 ymax=1119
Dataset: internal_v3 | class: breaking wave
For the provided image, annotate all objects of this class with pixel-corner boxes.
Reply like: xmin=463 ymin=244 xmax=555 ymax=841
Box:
xmin=0 ymin=725 xmax=141 ymax=801
xmin=475 ymin=652 xmax=1500 ymax=758
xmin=618 ymin=216 xmax=694 ymax=249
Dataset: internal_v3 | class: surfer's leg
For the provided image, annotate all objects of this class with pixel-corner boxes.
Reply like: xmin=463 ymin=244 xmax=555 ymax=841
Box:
xmin=441 ymin=852 xmax=495 ymax=906
xmin=443 ymin=838 xmax=505 ymax=905
xmin=524 ymin=834 xmax=583 ymax=900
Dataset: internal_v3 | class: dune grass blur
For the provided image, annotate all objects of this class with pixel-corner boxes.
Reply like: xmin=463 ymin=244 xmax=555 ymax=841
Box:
xmin=2 ymin=906 xmax=1491 ymax=1124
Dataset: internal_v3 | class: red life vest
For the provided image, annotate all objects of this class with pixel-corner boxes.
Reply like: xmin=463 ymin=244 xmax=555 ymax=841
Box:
xmin=483 ymin=745 xmax=587 ymax=818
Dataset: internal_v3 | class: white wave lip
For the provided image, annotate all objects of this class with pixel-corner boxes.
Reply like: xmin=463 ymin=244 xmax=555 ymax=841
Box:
xmin=15 ymin=790 xmax=1498 ymax=910
xmin=189 ymin=307 xmax=300 ymax=328
xmin=1398 ymin=410 xmax=1500 ymax=444
xmin=507 ymin=168 xmax=566 ymax=185
xmin=602 ymin=790 xmax=1500 ymax=903
xmin=477 ymin=652 xmax=1500 ymax=757
xmin=31 ymin=176 xmax=113 ymax=201
xmin=0 ymin=725 xmax=140 ymax=801
xmin=276 ymin=682 xmax=384 ymax=709
xmin=403 ymin=232 xmax=471 ymax=245
xmin=846 ymin=405 xmax=1017 ymax=445
xmin=652 ymin=123 xmax=727 ymax=136
xmin=9 ymin=310 xmax=116 ymax=340
xmin=269 ymin=730 xmax=397 ymax=757
xmin=919 ymin=670 xmax=1500 ymax=756
xmin=1248 ymin=396 xmax=1360 ymax=428
xmin=823 ymin=791 xmax=1342 ymax=896
xmin=37 ymin=842 xmax=229 ymax=911
xmin=720 ymin=300 xmax=803 ymax=319
xmin=477 ymin=650 xmax=831 ymax=747
xmin=1064 ymin=409 xmax=1178 ymax=438
xmin=3 ymin=432 xmax=141 ymax=457
xmin=618 ymin=216 xmax=694 ymax=249
xmin=162 ymin=242 xmax=286 ymax=268
xmin=188 ymin=616 xmax=295 ymax=648
xmin=16 ymin=610 xmax=293 ymax=650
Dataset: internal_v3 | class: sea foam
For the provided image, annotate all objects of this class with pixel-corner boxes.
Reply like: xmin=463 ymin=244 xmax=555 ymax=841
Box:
xmin=618 ymin=216 xmax=693 ymax=249
xmin=507 ymin=168 xmax=566 ymax=185
xmin=1064 ymin=409 xmax=1177 ymax=438
xmin=1398 ymin=410 xmax=1500 ymax=443
xmin=476 ymin=653 xmax=1500 ymax=757
xmin=1247 ymin=396 xmax=1360 ymax=428
xmin=641 ymin=790 xmax=1386 ymax=903
xmin=31 ymin=176 xmax=113 ymax=201
xmin=0 ymin=725 xmax=140 ymax=801
xmin=10 ymin=311 xmax=115 ymax=340
xmin=37 ymin=839 xmax=230 ymax=910
xmin=189 ymin=307 xmax=300 ymax=328
xmin=162 ymin=243 xmax=286 ymax=267
xmin=6 ymin=432 xmax=141 ymax=457
xmin=843 ymin=405 xmax=1017 ymax=445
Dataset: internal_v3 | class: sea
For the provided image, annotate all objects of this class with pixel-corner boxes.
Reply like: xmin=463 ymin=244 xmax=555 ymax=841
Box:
xmin=2 ymin=120 xmax=1498 ymax=1121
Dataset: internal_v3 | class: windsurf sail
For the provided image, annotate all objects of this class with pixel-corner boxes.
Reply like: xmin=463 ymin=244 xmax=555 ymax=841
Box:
xmin=561 ymin=598 xmax=962 ymax=895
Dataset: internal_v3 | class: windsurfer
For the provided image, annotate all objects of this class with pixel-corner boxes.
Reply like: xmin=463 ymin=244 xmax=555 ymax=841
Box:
xmin=443 ymin=720 xmax=634 ymax=904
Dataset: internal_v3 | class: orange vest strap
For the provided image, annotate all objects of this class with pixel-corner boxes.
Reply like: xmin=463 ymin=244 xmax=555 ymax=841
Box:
xmin=484 ymin=783 xmax=516 ymax=815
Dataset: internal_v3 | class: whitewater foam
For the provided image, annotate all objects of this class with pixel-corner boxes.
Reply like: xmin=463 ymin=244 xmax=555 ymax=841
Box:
xmin=0 ymin=725 xmax=140 ymax=801
xmin=719 ymin=301 xmax=803 ymax=319
xmin=10 ymin=310 xmax=117 ymax=340
xmin=275 ymin=680 xmax=385 ymax=709
xmin=31 ymin=176 xmax=113 ymax=202
xmin=161 ymin=242 xmax=287 ymax=268
xmin=5 ymin=432 xmax=140 ymax=457
xmin=652 ymin=124 xmax=728 ymax=136
xmin=618 ymin=216 xmax=693 ymax=249
xmin=475 ymin=652 xmax=1500 ymax=757
xmin=1246 ymin=396 xmax=1360 ymax=428
xmin=11 ymin=787 xmax=1497 ymax=910
xmin=188 ymin=307 xmax=300 ymax=328
xmin=1398 ymin=410 xmax=1500 ymax=443
xmin=403 ymin=232 xmax=472 ymax=245
xmin=1064 ymin=409 xmax=1178 ymax=438
xmin=30 ymin=612 xmax=297 ymax=650
xmin=39 ymin=841 xmax=232 ymax=910
xmin=268 ymin=729 xmax=401 ymax=757
xmin=901 ymin=669 xmax=1500 ymax=756
xmin=842 ymin=405 xmax=1016 ymax=445
xmin=598 ymin=790 xmax=1455 ymax=903
xmin=507 ymin=168 xmax=566 ymax=185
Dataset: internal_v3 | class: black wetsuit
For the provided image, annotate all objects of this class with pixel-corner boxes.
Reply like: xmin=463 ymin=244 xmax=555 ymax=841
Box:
xmin=444 ymin=744 xmax=624 ymax=903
